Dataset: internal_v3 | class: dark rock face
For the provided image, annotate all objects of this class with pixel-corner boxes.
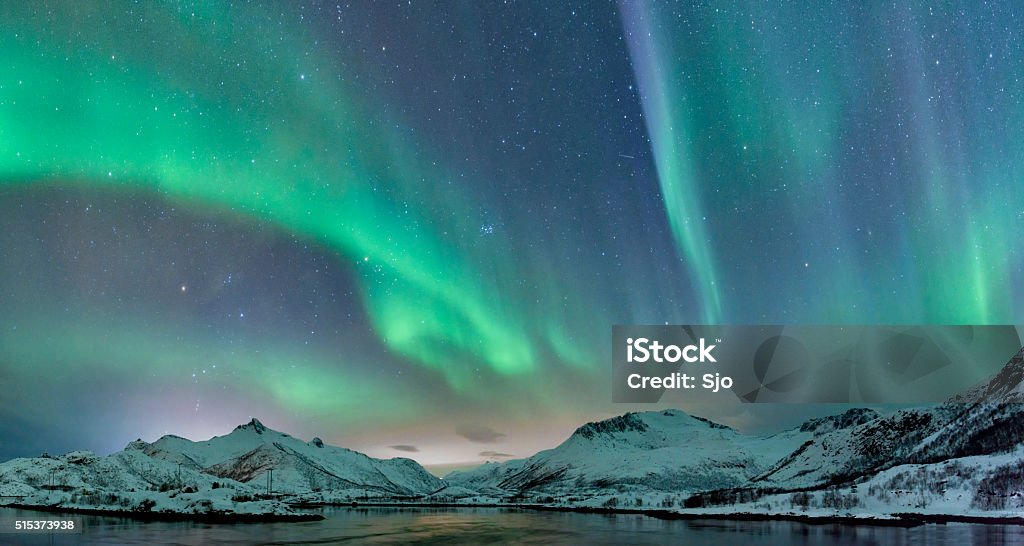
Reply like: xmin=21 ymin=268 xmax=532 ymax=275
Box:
xmin=234 ymin=418 xmax=268 ymax=434
xmin=799 ymin=408 xmax=880 ymax=435
xmin=572 ymin=413 xmax=649 ymax=440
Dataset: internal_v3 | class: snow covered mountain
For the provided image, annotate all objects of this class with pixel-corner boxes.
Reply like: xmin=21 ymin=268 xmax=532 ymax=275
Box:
xmin=0 ymin=418 xmax=445 ymax=519
xmin=128 ymin=418 xmax=443 ymax=497
xmin=445 ymin=408 xmax=874 ymax=497
xmin=447 ymin=344 xmax=1024 ymax=517
xmin=752 ymin=346 xmax=1024 ymax=490
xmin=0 ymin=447 xmax=307 ymax=520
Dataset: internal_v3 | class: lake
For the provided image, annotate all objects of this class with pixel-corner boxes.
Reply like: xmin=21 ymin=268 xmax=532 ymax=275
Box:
xmin=2 ymin=506 xmax=1023 ymax=545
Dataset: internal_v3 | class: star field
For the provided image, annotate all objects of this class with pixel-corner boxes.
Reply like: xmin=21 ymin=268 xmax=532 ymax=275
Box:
xmin=0 ymin=1 xmax=1022 ymax=466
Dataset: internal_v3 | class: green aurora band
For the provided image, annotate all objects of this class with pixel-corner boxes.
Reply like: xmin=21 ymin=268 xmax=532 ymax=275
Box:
xmin=620 ymin=1 xmax=723 ymax=323
xmin=0 ymin=3 xmax=566 ymax=388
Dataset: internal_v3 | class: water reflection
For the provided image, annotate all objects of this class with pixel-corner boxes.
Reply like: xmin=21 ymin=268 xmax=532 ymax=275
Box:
xmin=2 ymin=506 xmax=1023 ymax=545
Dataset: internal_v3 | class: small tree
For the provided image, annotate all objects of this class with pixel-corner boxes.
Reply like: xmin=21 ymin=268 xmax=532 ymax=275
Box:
xmin=789 ymin=492 xmax=812 ymax=511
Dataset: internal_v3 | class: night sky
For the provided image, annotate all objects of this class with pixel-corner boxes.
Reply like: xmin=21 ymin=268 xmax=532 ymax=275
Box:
xmin=1 ymin=1 xmax=1022 ymax=470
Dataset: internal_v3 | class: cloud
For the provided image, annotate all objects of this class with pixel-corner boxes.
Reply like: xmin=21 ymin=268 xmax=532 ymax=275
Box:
xmin=389 ymin=444 xmax=420 ymax=453
xmin=455 ymin=423 xmax=506 ymax=443
xmin=479 ymin=451 xmax=514 ymax=458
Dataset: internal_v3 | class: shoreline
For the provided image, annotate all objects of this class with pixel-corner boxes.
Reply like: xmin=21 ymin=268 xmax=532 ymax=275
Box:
xmin=6 ymin=500 xmax=1024 ymax=527
xmin=1 ymin=503 xmax=325 ymax=523
xmin=300 ymin=501 xmax=1024 ymax=527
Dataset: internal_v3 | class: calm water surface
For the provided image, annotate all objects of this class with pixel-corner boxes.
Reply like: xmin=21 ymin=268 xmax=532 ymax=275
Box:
xmin=3 ymin=506 xmax=1024 ymax=545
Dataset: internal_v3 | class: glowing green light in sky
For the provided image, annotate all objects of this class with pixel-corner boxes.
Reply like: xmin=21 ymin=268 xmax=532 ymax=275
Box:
xmin=0 ymin=3 xmax=542 ymax=386
xmin=621 ymin=2 xmax=723 ymax=323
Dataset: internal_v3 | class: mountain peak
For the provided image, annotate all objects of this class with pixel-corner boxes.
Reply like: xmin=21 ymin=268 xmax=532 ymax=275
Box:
xmin=570 ymin=409 xmax=730 ymax=440
xmin=124 ymin=439 xmax=150 ymax=451
xmin=235 ymin=418 xmax=268 ymax=434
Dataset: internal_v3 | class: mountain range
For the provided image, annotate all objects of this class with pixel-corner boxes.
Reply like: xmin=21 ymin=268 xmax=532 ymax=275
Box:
xmin=2 ymin=346 xmax=1023 ymax=520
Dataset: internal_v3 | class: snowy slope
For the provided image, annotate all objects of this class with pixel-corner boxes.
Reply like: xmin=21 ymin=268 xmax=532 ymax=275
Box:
xmin=130 ymin=418 xmax=443 ymax=496
xmin=0 ymin=448 xmax=300 ymax=517
xmin=684 ymin=446 xmax=1024 ymax=520
xmin=751 ymin=406 xmax=952 ymax=488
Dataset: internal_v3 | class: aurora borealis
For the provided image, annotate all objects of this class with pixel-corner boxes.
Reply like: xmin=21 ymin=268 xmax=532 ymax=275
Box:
xmin=1 ymin=1 xmax=1022 ymax=468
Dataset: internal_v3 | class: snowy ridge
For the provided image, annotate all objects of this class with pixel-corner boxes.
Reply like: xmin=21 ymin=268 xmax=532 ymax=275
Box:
xmin=129 ymin=418 xmax=443 ymax=496
xmin=0 ymin=447 xmax=302 ymax=519
xmin=447 ymin=409 xmax=860 ymax=497
xmin=796 ymin=408 xmax=879 ymax=435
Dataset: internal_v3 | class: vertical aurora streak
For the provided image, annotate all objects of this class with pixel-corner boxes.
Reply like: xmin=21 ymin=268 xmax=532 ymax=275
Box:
xmin=620 ymin=1 xmax=723 ymax=323
xmin=620 ymin=0 xmax=1024 ymax=324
